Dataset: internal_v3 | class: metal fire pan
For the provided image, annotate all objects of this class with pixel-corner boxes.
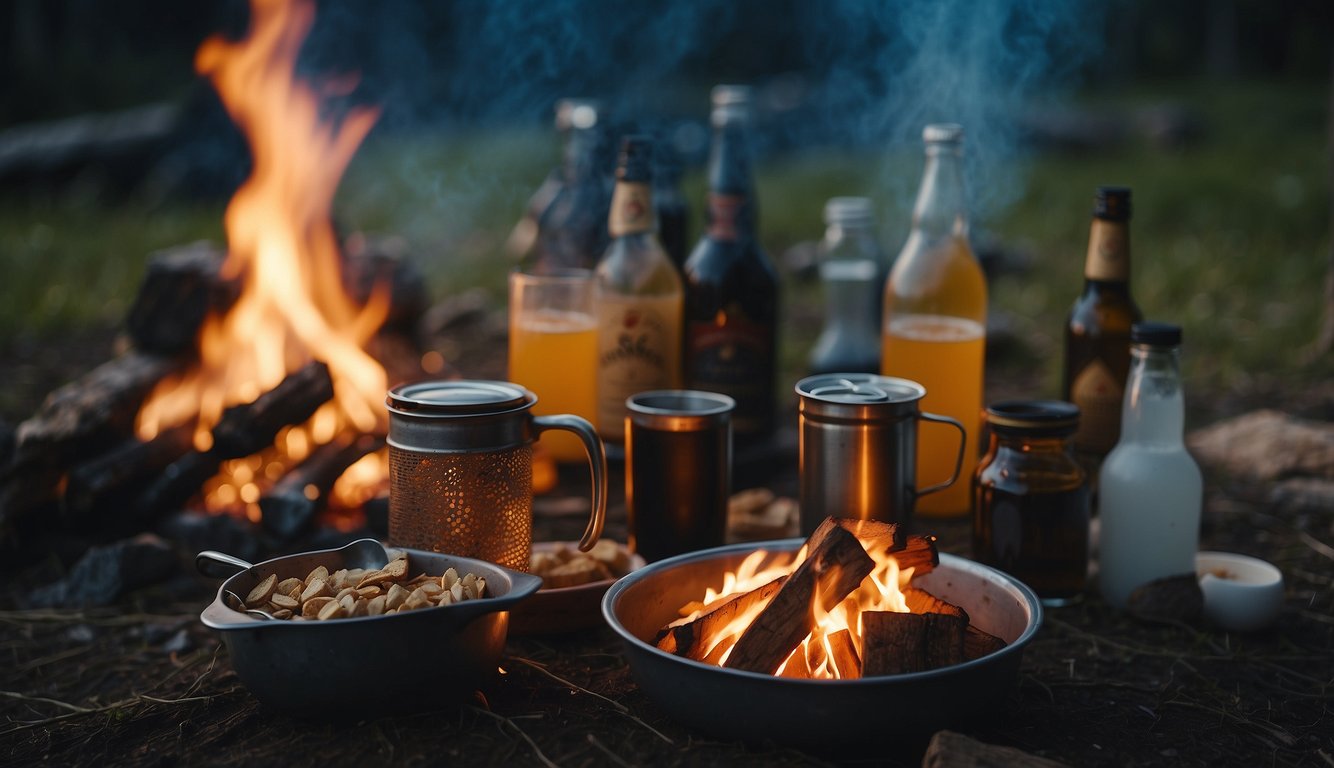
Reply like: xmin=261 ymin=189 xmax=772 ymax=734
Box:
xmin=602 ymin=540 xmax=1042 ymax=749
xmin=199 ymin=539 xmax=541 ymax=715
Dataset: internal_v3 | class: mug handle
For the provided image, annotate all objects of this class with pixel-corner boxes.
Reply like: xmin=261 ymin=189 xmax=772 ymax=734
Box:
xmin=532 ymin=414 xmax=607 ymax=552
xmin=916 ymin=412 xmax=967 ymax=497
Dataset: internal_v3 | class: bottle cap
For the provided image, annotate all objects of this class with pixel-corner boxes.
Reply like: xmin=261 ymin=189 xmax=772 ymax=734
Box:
xmin=1131 ymin=321 xmax=1182 ymax=347
xmin=984 ymin=400 xmax=1081 ymax=435
xmin=923 ymin=123 xmax=964 ymax=144
xmin=617 ymin=135 xmax=654 ymax=182
xmin=711 ymin=85 xmax=752 ymax=127
xmin=711 ymin=84 xmax=752 ymax=108
xmin=555 ymin=98 xmax=601 ymax=132
xmin=824 ymin=197 xmax=874 ymax=226
xmin=1093 ymin=186 xmax=1132 ymax=222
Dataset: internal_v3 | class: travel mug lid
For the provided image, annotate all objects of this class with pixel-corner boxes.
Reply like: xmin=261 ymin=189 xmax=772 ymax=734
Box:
xmin=387 ymin=380 xmax=533 ymax=417
xmin=796 ymin=374 xmax=926 ymax=421
xmin=797 ymin=374 xmax=926 ymax=404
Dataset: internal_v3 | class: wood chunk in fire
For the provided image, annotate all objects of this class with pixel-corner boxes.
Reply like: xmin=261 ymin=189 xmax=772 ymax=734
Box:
xmin=902 ymin=586 xmax=1008 ymax=661
xmin=826 ymin=627 xmax=862 ymax=678
xmin=723 ymin=519 xmax=874 ymax=675
xmin=861 ymin=610 xmax=967 ymax=676
xmin=260 ymin=434 xmax=383 ymax=541
xmin=125 ymin=241 xmax=236 ymax=355
xmin=0 ymin=352 xmax=181 ymax=536
xmin=826 ymin=518 xmax=939 ymax=577
xmin=211 ymin=361 xmax=335 ymax=458
xmin=657 ymin=575 xmax=788 ymax=660
xmin=136 ymin=361 xmax=336 ymax=517
xmin=64 ymin=423 xmax=195 ymax=521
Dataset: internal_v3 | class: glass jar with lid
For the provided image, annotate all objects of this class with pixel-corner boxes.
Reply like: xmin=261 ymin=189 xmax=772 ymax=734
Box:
xmin=972 ymin=400 xmax=1090 ymax=606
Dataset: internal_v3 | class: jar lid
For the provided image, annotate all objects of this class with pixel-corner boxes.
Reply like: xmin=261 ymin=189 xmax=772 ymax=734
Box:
xmin=985 ymin=400 xmax=1080 ymax=434
xmin=387 ymin=380 xmax=533 ymax=417
xmin=1131 ymin=321 xmax=1182 ymax=347
xmin=824 ymin=196 xmax=873 ymax=226
xmin=797 ymin=374 xmax=925 ymax=405
xmin=923 ymin=123 xmax=964 ymax=144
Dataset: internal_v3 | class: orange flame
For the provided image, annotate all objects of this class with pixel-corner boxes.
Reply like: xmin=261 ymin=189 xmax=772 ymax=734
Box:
xmin=675 ymin=541 xmax=917 ymax=679
xmin=136 ymin=0 xmax=389 ymax=520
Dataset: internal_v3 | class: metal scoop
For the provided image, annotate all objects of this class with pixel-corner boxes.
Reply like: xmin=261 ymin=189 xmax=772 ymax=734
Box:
xmin=197 ymin=538 xmax=394 ymax=619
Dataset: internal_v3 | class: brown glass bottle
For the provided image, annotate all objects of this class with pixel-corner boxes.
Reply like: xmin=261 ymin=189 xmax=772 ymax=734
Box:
xmin=1063 ymin=186 xmax=1142 ymax=483
xmin=683 ymin=85 xmax=779 ymax=443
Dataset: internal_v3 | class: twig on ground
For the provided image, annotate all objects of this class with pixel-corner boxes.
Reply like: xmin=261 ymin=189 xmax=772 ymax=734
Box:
xmin=470 ymin=705 xmax=558 ymax=768
xmin=587 ymin=733 xmax=635 ymax=768
xmin=510 ymin=656 xmax=674 ymax=745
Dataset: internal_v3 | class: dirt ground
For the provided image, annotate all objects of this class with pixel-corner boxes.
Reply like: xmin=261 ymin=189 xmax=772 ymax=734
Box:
xmin=1 ymin=320 xmax=1332 ymax=767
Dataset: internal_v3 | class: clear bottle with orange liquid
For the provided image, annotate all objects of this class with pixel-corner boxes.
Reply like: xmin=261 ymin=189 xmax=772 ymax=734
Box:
xmin=881 ymin=124 xmax=987 ymax=518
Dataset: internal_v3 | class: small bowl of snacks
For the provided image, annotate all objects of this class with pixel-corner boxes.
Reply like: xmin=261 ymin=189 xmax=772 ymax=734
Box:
xmin=511 ymin=539 xmax=645 ymax=635
xmin=197 ymin=538 xmax=541 ymax=714
xmin=1196 ymin=551 xmax=1284 ymax=632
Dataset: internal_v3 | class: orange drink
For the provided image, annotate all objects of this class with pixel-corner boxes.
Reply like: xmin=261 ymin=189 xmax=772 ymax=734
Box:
xmin=882 ymin=314 xmax=984 ymax=517
xmin=508 ymin=271 xmax=598 ymax=464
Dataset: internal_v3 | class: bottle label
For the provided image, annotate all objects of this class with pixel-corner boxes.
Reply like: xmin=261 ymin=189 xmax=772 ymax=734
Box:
xmin=1071 ymin=359 xmax=1124 ymax=454
xmin=596 ymin=293 xmax=681 ymax=439
xmin=1084 ymin=219 xmax=1130 ymax=282
xmin=687 ymin=304 xmax=772 ymax=436
xmin=706 ymin=193 xmax=743 ymax=241
xmin=609 ymin=182 xmax=653 ymax=238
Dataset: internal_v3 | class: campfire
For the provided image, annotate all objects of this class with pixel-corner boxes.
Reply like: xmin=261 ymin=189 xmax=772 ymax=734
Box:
xmin=0 ymin=0 xmax=429 ymax=545
xmin=654 ymin=518 xmax=1005 ymax=678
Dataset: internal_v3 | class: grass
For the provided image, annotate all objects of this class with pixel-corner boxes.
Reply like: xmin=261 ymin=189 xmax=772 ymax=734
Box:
xmin=1 ymin=77 xmax=1328 ymax=411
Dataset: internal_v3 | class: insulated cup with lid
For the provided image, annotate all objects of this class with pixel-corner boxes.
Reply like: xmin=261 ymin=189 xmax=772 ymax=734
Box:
xmin=796 ymin=373 xmax=965 ymax=534
xmin=386 ymin=380 xmax=607 ymax=571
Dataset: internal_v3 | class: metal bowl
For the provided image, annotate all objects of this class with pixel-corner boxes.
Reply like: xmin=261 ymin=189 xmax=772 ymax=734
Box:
xmin=200 ymin=540 xmax=541 ymax=714
xmin=601 ymin=539 xmax=1041 ymax=748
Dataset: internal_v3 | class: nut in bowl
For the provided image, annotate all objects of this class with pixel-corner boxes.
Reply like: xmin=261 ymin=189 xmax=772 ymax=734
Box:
xmin=1196 ymin=551 xmax=1284 ymax=632
xmin=511 ymin=540 xmax=646 ymax=635
xmin=196 ymin=539 xmax=541 ymax=715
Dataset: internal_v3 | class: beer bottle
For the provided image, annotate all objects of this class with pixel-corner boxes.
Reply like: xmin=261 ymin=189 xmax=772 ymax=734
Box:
xmin=1063 ymin=186 xmax=1142 ymax=486
xmin=881 ymin=124 xmax=987 ymax=518
xmin=593 ymin=136 xmax=684 ymax=443
xmin=516 ymin=98 xmax=612 ymax=274
xmin=683 ymin=85 xmax=780 ymax=443
xmin=652 ymin=138 xmax=690 ymax=274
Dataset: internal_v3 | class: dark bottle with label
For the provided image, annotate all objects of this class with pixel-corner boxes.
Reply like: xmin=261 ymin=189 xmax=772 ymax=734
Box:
xmin=515 ymin=98 xmax=612 ymax=274
xmin=683 ymin=85 xmax=780 ymax=443
xmin=1063 ymin=186 xmax=1142 ymax=486
xmin=653 ymin=138 xmax=690 ymax=274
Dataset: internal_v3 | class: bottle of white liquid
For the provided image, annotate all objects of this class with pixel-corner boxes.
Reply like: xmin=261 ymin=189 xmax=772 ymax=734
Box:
xmin=1098 ymin=322 xmax=1202 ymax=608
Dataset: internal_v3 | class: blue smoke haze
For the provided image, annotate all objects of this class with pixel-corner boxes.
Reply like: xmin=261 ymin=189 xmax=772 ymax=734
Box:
xmin=296 ymin=0 xmax=1110 ymax=221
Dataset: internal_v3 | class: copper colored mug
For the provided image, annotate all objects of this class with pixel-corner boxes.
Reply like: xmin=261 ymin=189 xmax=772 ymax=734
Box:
xmin=386 ymin=380 xmax=607 ymax=571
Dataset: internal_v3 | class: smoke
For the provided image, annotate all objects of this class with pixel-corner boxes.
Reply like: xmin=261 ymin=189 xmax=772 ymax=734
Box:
xmin=287 ymin=0 xmax=1108 ymax=226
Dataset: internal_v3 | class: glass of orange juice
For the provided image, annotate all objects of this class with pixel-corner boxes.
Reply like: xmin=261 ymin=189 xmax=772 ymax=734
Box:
xmin=508 ymin=269 xmax=599 ymax=467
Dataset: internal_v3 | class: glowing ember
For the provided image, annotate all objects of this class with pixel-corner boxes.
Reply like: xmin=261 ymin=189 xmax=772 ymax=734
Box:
xmin=135 ymin=0 xmax=389 ymax=520
xmin=666 ymin=523 xmax=929 ymax=680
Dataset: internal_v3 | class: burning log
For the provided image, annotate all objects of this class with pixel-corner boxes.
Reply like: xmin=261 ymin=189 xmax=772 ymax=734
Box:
xmin=0 ymin=352 xmax=181 ymax=536
xmin=723 ymin=519 xmax=874 ymax=675
xmin=135 ymin=361 xmax=335 ymax=517
xmin=63 ymin=424 xmax=195 ymax=522
xmin=826 ymin=628 xmax=861 ymax=678
xmin=260 ymin=434 xmax=383 ymax=541
xmin=656 ymin=575 xmax=788 ymax=659
xmin=861 ymin=610 xmax=967 ymax=676
xmin=125 ymin=241 xmax=236 ymax=355
xmin=834 ymin=517 xmax=939 ymax=576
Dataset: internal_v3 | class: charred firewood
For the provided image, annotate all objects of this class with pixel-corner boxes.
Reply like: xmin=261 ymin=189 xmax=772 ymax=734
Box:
xmin=656 ymin=575 xmax=788 ymax=660
xmin=125 ymin=241 xmax=236 ymax=355
xmin=63 ymin=423 xmax=195 ymax=522
xmin=135 ymin=361 xmax=334 ymax=518
xmin=260 ymin=434 xmax=383 ymax=541
xmin=861 ymin=610 xmax=967 ymax=676
xmin=0 ymin=352 xmax=181 ymax=538
xmin=723 ymin=519 xmax=874 ymax=675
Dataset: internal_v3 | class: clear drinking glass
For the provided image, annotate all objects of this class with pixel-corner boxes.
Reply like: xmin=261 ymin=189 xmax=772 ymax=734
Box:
xmin=508 ymin=269 xmax=599 ymax=466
